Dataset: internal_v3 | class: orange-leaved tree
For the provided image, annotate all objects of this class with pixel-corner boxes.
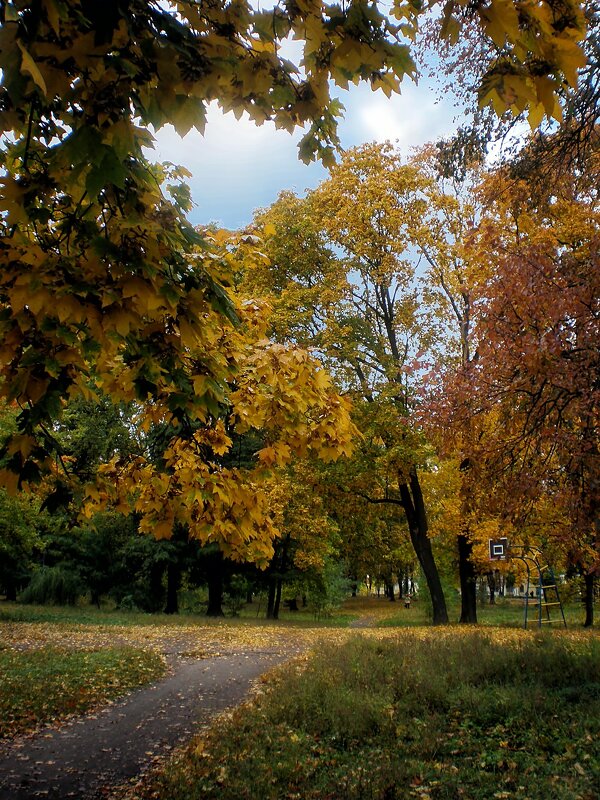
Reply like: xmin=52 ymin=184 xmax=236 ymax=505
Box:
xmin=437 ymin=140 xmax=600 ymax=625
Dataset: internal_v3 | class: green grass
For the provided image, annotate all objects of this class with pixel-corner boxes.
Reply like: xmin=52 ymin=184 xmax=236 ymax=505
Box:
xmin=377 ymin=595 xmax=588 ymax=629
xmin=132 ymin=629 xmax=600 ymax=800
xmin=0 ymin=602 xmax=205 ymax=627
xmin=0 ymin=601 xmax=357 ymax=628
xmin=0 ymin=646 xmax=166 ymax=738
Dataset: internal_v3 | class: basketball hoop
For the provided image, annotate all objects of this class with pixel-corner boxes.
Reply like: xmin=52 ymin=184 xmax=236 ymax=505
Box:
xmin=489 ymin=537 xmax=509 ymax=560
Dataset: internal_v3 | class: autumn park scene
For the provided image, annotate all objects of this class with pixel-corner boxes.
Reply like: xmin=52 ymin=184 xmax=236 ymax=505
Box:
xmin=0 ymin=0 xmax=599 ymax=798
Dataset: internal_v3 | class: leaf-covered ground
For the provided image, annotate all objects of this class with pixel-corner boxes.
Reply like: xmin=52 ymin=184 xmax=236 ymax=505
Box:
xmin=0 ymin=646 xmax=165 ymax=738
xmin=1 ymin=599 xmax=598 ymax=800
xmin=115 ymin=627 xmax=600 ymax=800
xmin=0 ymin=602 xmax=361 ymax=745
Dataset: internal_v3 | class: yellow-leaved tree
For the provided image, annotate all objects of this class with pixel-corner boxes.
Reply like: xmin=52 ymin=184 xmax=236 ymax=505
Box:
xmin=0 ymin=1 xmax=590 ymax=565
xmin=78 ymin=232 xmax=358 ymax=564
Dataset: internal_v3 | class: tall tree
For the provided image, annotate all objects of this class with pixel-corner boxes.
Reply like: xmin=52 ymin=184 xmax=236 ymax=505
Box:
xmin=413 ymin=146 xmax=490 ymax=623
xmin=0 ymin=0 xmax=588 ymax=479
xmin=438 ymin=140 xmax=600 ymax=625
xmin=254 ymin=144 xmax=451 ymax=622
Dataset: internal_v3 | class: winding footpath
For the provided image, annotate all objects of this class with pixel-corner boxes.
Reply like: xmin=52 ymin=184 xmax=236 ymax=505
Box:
xmin=0 ymin=647 xmax=292 ymax=800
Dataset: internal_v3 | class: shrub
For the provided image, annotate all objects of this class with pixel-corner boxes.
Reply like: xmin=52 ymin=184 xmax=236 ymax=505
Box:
xmin=20 ymin=566 xmax=84 ymax=606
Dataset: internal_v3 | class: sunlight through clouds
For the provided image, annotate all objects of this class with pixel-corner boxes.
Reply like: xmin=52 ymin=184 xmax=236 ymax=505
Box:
xmin=344 ymin=82 xmax=457 ymax=152
xmin=153 ymin=80 xmax=459 ymax=229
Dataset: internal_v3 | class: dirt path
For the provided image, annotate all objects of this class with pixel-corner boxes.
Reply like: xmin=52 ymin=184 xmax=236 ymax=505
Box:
xmin=0 ymin=648 xmax=292 ymax=800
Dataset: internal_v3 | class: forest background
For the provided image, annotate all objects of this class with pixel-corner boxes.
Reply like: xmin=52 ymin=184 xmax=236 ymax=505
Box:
xmin=0 ymin=0 xmax=598 ymax=628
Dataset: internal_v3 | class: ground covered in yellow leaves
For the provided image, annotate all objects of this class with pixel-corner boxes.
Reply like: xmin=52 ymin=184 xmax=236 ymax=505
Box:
xmin=0 ymin=599 xmax=598 ymax=800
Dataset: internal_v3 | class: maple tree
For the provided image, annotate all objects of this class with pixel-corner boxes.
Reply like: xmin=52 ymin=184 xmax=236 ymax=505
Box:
xmin=0 ymin=0 xmax=592 ymax=579
xmin=436 ymin=139 xmax=600 ymax=625
xmin=79 ymin=283 xmax=357 ymax=565
xmin=0 ymin=0 xmax=588 ymax=453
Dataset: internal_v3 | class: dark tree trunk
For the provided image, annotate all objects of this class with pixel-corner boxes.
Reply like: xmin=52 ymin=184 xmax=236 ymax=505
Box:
xmin=458 ymin=533 xmax=477 ymax=623
xmin=486 ymin=571 xmax=496 ymax=605
xmin=164 ymin=561 xmax=180 ymax=614
xmin=266 ymin=577 xmax=277 ymax=619
xmin=399 ymin=467 xmax=448 ymax=624
xmin=387 ymin=580 xmax=396 ymax=601
xmin=273 ymin=578 xmax=283 ymax=619
xmin=5 ymin=584 xmax=17 ymax=601
xmin=266 ymin=536 xmax=290 ymax=620
xmin=149 ymin=562 xmax=165 ymax=612
xmin=583 ymin=572 xmax=594 ymax=627
xmin=206 ymin=552 xmax=224 ymax=617
xmin=91 ymin=589 xmax=101 ymax=609
xmin=497 ymin=570 xmax=504 ymax=597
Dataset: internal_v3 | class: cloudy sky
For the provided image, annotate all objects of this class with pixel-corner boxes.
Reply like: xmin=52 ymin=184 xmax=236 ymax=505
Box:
xmin=152 ymin=73 xmax=461 ymax=230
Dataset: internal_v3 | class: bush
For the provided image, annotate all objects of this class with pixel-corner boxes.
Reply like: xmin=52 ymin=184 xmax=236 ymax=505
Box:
xmin=224 ymin=575 xmax=250 ymax=617
xmin=308 ymin=560 xmax=352 ymax=619
xmin=20 ymin=566 xmax=84 ymax=606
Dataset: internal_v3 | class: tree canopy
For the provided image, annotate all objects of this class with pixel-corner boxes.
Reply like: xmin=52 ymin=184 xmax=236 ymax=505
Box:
xmin=1 ymin=0 xmax=597 ymax=620
xmin=0 ymin=0 xmax=588 ymax=483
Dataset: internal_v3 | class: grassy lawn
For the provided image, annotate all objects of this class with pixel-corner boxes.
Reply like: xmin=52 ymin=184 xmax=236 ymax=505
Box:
xmin=125 ymin=628 xmax=600 ymax=800
xmin=0 ymin=646 xmax=165 ymax=738
xmin=371 ymin=594 xmax=587 ymax=629
xmin=0 ymin=600 xmax=358 ymax=628
xmin=1 ymin=592 xmax=597 ymax=800
xmin=0 ymin=592 xmax=589 ymax=630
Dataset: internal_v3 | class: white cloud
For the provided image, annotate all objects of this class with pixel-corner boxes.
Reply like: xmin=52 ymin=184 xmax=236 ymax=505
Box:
xmin=153 ymin=103 xmax=326 ymax=229
xmin=152 ymin=78 xmax=459 ymax=229
xmin=340 ymin=80 xmax=458 ymax=153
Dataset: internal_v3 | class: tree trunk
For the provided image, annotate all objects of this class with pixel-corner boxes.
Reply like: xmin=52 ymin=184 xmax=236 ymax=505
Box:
xmin=399 ymin=467 xmax=448 ymax=624
xmin=164 ymin=561 xmax=180 ymax=614
xmin=149 ymin=562 xmax=165 ymax=612
xmin=5 ymin=584 xmax=17 ymax=602
xmin=583 ymin=572 xmax=594 ymax=627
xmin=486 ymin=571 xmax=496 ymax=605
xmin=266 ymin=577 xmax=277 ymax=619
xmin=273 ymin=577 xmax=283 ymax=619
xmin=497 ymin=570 xmax=504 ymax=597
xmin=206 ymin=552 xmax=224 ymax=617
xmin=458 ymin=533 xmax=477 ymax=623
xmin=266 ymin=535 xmax=290 ymax=620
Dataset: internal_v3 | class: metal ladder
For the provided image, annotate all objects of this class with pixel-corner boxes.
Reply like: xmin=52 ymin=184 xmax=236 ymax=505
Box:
xmin=509 ymin=545 xmax=567 ymax=630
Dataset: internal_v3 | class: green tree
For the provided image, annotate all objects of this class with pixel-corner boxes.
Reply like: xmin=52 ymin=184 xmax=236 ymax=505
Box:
xmin=0 ymin=488 xmax=42 ymax=600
